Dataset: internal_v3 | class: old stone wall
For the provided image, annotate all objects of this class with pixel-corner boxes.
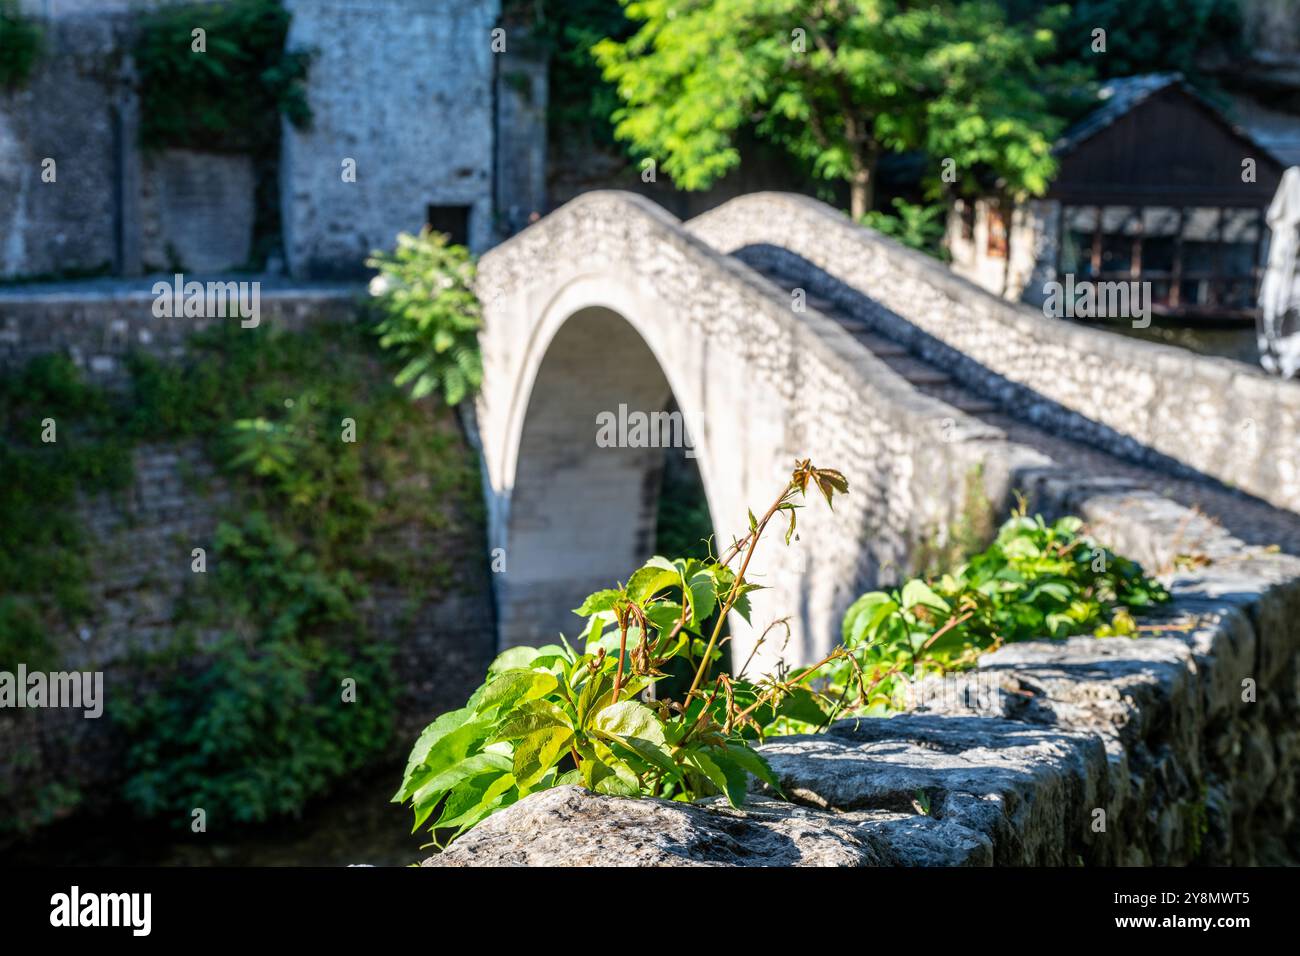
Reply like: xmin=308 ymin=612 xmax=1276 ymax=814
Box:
xmin=0 ymin=289 xmax=496 ymax=834
xmin=0 ymin=12 xmax=128 ymax=279
xmin=0 ymin=282 xmax=358 ymax=380
xmin=690 ymin=192 xmax=1300 ymax=515
xmin=138 ymin=149 xmax=257 ymax=273
xmin=5 ymin=0 xmax=505 ymax=281
xmin=279 ymin=0 xmax=501 ymax=276
xmin=1 ymin=8 xmax=265 ymax=278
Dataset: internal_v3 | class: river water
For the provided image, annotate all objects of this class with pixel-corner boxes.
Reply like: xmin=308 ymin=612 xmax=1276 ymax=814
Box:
xmin=7 ymin=764 xmax=428 ymax=867
xmin=1093 ymin=316 xmax=1261 ymax=366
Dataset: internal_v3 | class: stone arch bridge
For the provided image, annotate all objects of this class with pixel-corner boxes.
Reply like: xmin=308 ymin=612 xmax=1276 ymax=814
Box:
xmin=474 ymin=190 xmax=1300 ymax=672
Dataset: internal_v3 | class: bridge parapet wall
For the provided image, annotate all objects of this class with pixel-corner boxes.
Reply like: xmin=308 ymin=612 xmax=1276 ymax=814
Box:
xmin=689 ymin=193 xmax=1300 ymax=515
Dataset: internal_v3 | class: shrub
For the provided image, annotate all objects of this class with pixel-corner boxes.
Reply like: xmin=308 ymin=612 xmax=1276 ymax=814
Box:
xmin=368 ymin=228 xmax=484 ymax=406
xmin=862 ymin=199 xmax=949 ymax=260
xmin=0 ymin=321 xmax=482 ymax=831
xmin=825 ymin=508 xmax=1170 ymax=716
xmin=0 ymin=0 xmax=41 ymax=90
xmin=135 ymin=0 xmax=311 ymax=151
xmin=395 ymin=460 xmax=850 ymax=845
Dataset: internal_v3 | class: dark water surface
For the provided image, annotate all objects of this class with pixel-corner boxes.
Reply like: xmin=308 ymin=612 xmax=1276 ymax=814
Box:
xmin=7 ymin=764 xmax=426 ymax=867
xmin=1091 ymin=316 xmax=1261 ymax=366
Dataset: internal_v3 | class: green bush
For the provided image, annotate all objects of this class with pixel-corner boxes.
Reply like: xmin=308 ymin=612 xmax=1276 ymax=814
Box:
xmin=117 ymin=514 xmax=393 ymax=824
xmin=823 ymin=509 xmax=1170 ymax=717
xmin=0 ymin=354 xmax=134 ymax=664
xmin=396 ymin=461 xmax=850 ymax=846
xmin=0 ymin=0 xmax=41 ymax=90
xmin=368 ymin=228 xmax=484 ymax=406
xmin=862 ymin=199 xmax=949 ymax=260
xmin=135 ymin=0 xmax=311 ymax=151
xmin=0 ymin=320 xmax=483 ymax=830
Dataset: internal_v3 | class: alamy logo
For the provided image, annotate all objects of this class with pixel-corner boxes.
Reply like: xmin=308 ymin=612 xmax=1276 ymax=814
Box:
xmin=1042 ymin=273 xmax=1151 ymax=328
xmin=595 ymin=404 xmax=697 ymax=458
xmin=0 ymin=665 xmax=103 ymax=718
xmin=151 ymin=274 xmax=261 ymax=328
xmin=893 ymin=671 xmax=1005 ymax=713
xmin=50 ymin=886 xmax=151 ymax=936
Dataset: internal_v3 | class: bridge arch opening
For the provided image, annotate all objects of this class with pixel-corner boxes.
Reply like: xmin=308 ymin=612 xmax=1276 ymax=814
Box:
xmin=498 ymin=306 xmax=716 ymax=650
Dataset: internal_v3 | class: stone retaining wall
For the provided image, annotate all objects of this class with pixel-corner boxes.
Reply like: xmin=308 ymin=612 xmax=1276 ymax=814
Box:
xmin=0 ymin=288 xmax=496 ymax=835
xmin=0 ymin=283 xmax=359 ymax=383
xmin=688 ymin=193 xmax=1300 ymax=516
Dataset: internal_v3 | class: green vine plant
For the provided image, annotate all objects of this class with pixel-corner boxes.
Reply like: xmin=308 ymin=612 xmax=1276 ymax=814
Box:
xmin=0 ymin=0 xmax=40 ymax=90
xmin=368 ymin=228 xmax=484 ymax=406
xmin=395 ymin=460 xmax=851 ymax=846
xmin=793 ymin=506 xmax=1171 ymax=724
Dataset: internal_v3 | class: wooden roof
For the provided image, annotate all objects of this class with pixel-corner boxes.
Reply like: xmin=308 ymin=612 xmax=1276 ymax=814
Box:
xmin=1049 ymin=74 xmax=1286 ymax=207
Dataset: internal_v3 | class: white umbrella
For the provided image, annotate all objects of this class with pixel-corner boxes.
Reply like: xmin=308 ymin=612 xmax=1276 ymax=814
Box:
xmin=1259 ymin=166 xmax=1300 ymax=378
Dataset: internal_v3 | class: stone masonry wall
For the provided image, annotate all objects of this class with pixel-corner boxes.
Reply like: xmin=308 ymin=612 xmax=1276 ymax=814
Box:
xmin=0 ymin=289 xmax=496 ymax=834
xmin=689 ymin=193 xmax=1300 ymax=516
xmin=0 ymin=12 xmax=128 ymax=279
xmin=280 ymin=0 xmax=501 ymax=276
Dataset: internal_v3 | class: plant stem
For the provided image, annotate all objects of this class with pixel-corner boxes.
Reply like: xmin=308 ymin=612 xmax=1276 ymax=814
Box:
xmin=687 ymin=487 xmax=789 ymax=697
xmin=612 ymin=616 xmax=629 ymax=702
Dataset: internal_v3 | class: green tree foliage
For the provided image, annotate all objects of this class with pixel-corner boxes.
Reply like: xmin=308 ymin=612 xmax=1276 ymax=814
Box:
xmin=135 ymin=0 xmax=311 ymax=151
xmin=594 ymin=0 xmax=1072 ymax=217
xmin=1006 ymin=0 xmax=1243 ymax=83
xmin=369 ymin=228 xmax=484 ymax=406
xmin=0 ymin=0 xmax=40 ymax=89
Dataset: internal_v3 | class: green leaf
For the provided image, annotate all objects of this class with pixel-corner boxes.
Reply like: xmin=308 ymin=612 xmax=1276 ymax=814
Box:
xmin=685 ymin=749 xmax=747 ymax=807
xmin=901 ymin=579 xmax=949 ymax=612
xmin=592 ymin=700 xmax=667 ymax=746
xmin=573 ymin=588 xmax=621 ymax=617
xmin=395 ymin=710 xmax=494 ymax=803
xmin=486 ymin=644 xmax=565 ymax=677
xmin=427 ymin=770 xmax=514 ymax=833
xmin=475 ymin=668 xmax=558 ymax=715
xmin=686 ymin=570 xmax=716 ymax=627
xmin=722 ymin=743 xmax=782 ymax=793
xmin=513 ymin=725 xmax=576 ymax=790
xmin=626 ymin=564 xmax=680 ymax=605
xmin=411 ymin=751 xmax=512 ymax=809
xmin=775 ymin=686 xmax=830 ymax=727
xmin=492 ymin=698 xmax=572 ymax=740
xmin=394 ymin=706 xmax=472 ymax=801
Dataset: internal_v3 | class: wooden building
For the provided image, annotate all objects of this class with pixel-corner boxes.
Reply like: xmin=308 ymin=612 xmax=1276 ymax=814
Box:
xmin=948 ymin=74 xmax=1289 ymax=320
